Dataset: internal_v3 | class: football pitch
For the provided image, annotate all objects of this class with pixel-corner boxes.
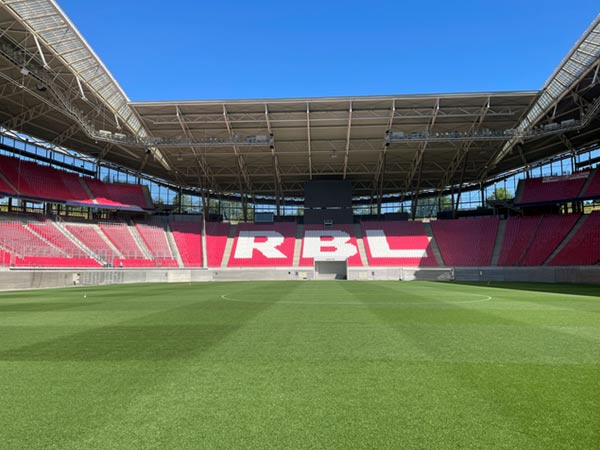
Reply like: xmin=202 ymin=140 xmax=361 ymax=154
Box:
xmin=0 ymin=280 xmax=599 ymax=450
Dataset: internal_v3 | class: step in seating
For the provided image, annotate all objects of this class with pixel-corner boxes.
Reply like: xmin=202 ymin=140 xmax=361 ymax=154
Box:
xmin=99 ymin=221 xmax=152 ymax=267
xmin=134 ymin=219 xmax=178 ymax=267
xmin=581 ymin=170 xmax=600 ymax=199
xmin=0 ymin=214 xmax=100 ymax=267
xmin=228 ymin=223 xmax=296 ymax=267
xmin=170 ymin=220 xmax=203 ymax=267
xmin=65 ymin=221 xmax=120 ymax=263
xmin=360 ymin=221 xmax=438 ymax=267
xmin=521 ymin=214 xmax=580 ymax=266
xmin=206 ymin=222 xmax=230 ymax=268
xmin=549 ymin=212 xmax=600 ymax=266
xmin=497 ymin=216 xmax=542 ymax=266
xmin=431 ymin=217 xmax=499 ymax=266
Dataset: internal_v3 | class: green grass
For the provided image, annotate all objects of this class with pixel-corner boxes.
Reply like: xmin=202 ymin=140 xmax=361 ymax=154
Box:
xmin=0 ymin=281 xmax=599 ymax=450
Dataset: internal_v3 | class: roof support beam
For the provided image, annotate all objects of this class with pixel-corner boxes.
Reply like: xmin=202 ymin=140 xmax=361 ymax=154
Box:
xmin=265 ymin=104 xmax=282 ymax=207
xmin=306 ymin=102 xmax=313 ymax=180
xmin=175 ymin=105 xmax=216 ymax=190
xmin=0 ymin=101 xmax=50 ymax=131
xmin=223 ymin=104 xmax=252 ymax=194
xmin=371 ymin=100 xmax=396 ymax=195
xmin=435 ymin=97 xmax=490 ymax=199
xmin=343 ymin=102 xmax=353 ymax=179
xmin=400 ymin=98 xmax=440 ymax=202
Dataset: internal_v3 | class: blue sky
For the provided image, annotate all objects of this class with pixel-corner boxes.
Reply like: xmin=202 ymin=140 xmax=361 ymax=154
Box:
xmin=58 ymin=1 xmax=598 ymax=101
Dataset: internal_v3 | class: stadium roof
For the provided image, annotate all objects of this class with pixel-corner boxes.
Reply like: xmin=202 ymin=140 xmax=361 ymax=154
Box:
xmin=0 ymin=1 xmax=599 ymax=200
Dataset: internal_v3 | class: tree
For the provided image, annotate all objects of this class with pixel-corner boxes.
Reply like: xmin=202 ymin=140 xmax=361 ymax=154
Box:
xmin=415 ymin=195 xmax=452 ymax=218
xmin=487 ymin=187 xmax=513 ymax=202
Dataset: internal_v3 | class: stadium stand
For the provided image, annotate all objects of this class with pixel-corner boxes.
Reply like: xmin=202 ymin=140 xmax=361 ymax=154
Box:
xmin=548 ymin=212 xmax=600 ymax=266
xmin=98 ymin=221 xmax=151 ymax=267
xmin=134 ymin=219 xmax=178 ymax=267
xmin=0 ymin=154 xmax=151 ymax=210
xmin=360 ymin=221 xmax=438 ymax=267
xmin=65 ymin=221 xmax=120 ymax=263
xmin=205 ymin=222 xmax=230 ymax=268
xmin=300 ymin=224 xmax=363 ymax=267
xmin=0 ymin=214 xmax=100 ymax=267
xmin=85 ymin=179 xmax=151 ymax=210
xmin=228 ymin=222 xmax=296 ymax=267
xmin=580 ymin=168 xmax=600 ymax=199
xmin=517 ymin=172 xmax=589 ymax=204
xmin=497 ymin=216 xmax=543 ymax=266
xmin=0 ymin=173 xmax=17 ymax=196
xmin=431 ymin=217 xmax=499 ymax=266
xmin=170 ymin=219 xmax=203 ymax=267
xmin=520 ymin=214 xmax=580 ymax=266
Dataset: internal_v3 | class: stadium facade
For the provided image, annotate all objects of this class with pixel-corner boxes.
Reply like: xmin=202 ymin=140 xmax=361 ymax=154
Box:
xmin=1 ymin=1 xmax=600 ymax=287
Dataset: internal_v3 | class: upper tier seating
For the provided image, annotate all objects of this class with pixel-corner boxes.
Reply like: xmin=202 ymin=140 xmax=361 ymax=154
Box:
xmin=228 ymin=223 xmax=296 ymax=267
xmin=0 ymin=173 xmax=17 ymax=196
xmin=360 ymin=221 xmax=438 ymax=267
xmin=85 ymin=179 xmax=151 ymax=210
xmin=431 ymin=217 xmax=499 ymax=266
xmin=300 ymin=224 xmax=363 ymax=267
xmin=0 ymin=154 xmax=93 ymax=204
xmin=580 ymin=169 xmax=600 ymax=199
xmin=0 ymin=154 xmax=151 ymax=210
xmin=548 ymin=212 xmax=600 ymax=266
xmin=518 ymin=172 xmax=589 ymax=204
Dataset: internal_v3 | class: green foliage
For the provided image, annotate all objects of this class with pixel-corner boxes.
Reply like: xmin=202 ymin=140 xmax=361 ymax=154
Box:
xmin=487 ymin=187 xmax=513 ymax=202
xmin=0 ymin=281 xmax=598 ymax=449
xmin=415 ymin=195 xmax=452 ymax=217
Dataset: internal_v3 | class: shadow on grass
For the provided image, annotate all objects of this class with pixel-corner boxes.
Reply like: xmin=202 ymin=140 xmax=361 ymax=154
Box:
xmin=450 ymin=281 xmax=600 ymax=298
xmin=0 ymin=302 xmax=101 ymax=312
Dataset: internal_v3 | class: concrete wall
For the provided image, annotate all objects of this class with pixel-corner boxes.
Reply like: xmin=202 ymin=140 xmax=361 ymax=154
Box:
xmin=0 ymin=266 xmax=599 ymax=291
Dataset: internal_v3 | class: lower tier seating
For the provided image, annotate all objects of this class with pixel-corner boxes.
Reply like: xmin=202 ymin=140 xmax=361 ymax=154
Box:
xmin=497 ymin=216 xmax=542 ymax=266
xmin=300 ymin=225 xmax=363 ymax=267
xmin=361 ymin=221 xmax=438 ymax=267
xmin=520 ymin=214 xmax=580 ymax=266
xmin=228 ymin=223 xmax=296 ymax=267
xmin=548 ymin=212 xmax=600 ymax=266
xmin=431 ymin=217 xmax=499 ymax=266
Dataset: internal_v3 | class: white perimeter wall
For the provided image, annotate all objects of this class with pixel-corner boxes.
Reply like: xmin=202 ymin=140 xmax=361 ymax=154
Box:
xmin=0 ymin=266 xmax=599 ymax=291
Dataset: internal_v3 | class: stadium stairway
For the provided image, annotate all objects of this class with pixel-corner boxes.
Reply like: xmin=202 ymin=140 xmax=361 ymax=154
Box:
xmin=165 ymin=222 xmax=184 ymax=268
xmin=490 ymin=219 xmax=507 ymax=266
xmin=80 ymin=178 xmax=98 ymax=205
xmin=0 ymin=171 xmax=18 ymax=195
xmin=127 ymin=220 xmax=153 ymax=259
xmin=578 ymin=168 xmax=597 ymax=197
xmin=543 ymin=214 xmax=588 ymax=265
xmin=293 ymin=223 xmax=304 ymax=266
xmin=94 ymin=224 xmax=124 ymax=259
xmin=220 ymin=224 xmax=238 ymax=268
xmin=52 ymin=218 xmax=104 ymax=263
xmin=22 ymin=221 xmax=69 ymax=257
xmin=423 ymin=221 xmax=445 ymax=266
xmin=353 ymin=223 xmax=369 ymax=266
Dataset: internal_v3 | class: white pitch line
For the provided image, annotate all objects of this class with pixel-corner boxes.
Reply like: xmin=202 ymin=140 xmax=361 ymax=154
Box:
xmin=219 ymin=292 xmax=493 ymax=306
